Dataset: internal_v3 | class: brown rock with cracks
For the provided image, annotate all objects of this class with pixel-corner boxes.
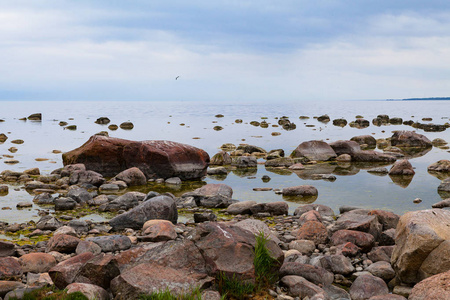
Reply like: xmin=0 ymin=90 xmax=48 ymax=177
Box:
xmin=296 ymin=221 xmax=328 ymax=245
xmin=19 ymin=253 xmax=57 ymax=273
xmin=49 ymin=252 xmax=95 ymax=289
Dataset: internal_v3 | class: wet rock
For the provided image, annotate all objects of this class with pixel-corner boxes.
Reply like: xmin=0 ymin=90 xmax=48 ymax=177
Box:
xmin=67 ymin=188 xmax=93 ymax=204
xmin=279 ymin=262 xmax=334 ymax=286
xmin=0 ymin=257 xmax=22 ymax=279
xmin=231 ymin=156 xmax=257 ymax=168
xmin=351 ymin=151 xmax=396 ymax=163
xmin=351 ymin=135 xmax=377 ymax=148
xmin=115 ymin=167 xmax=147 ymax=186
xmin=63 ymin=135 xmax=210 ymax=180
xmin=329 ymin=140 xmax=362 ymax=156
xmin=0 ymin=133 xmax=7 ymax=143
xmin=49 ymin=252 xmax=95 ymax=289
xmin=296 ymin=221 xmax=328 ymax=245
xmin=367 ymin=167 xmax=388 ymax=175
xmin=141 ymin=220 xmax=177 ymax=242
xmin=27 ymin=113 xmax=42 ymax=121
xmin=291 ymin=140 xmax=337 ymax=161
xmin=432 ymin=198 xmax=450 ymax=208
xmin=108 ymin=124 xmax=118 ymax=130
xmin=390 ymin=131 xmax=432 ymax=148
xmin=349 ymin=119 xmax=370 ymax=128
xmin=408 ymin=269 xmax=450 ymax=300
xmin=280 ymin=275 xmax=327 ymax=299
xmin=109 ymin=195 xmax=177 ymax=231
xmin=428 ymin=159 xmax=450 ymax=173
xmin=388 ymin=159 xmax=415 ymax=176
xmin=19 ymin=253 xmax=56 ymax=273
xmin=349 ymin=274 xmax=389 ymax=300
xmin=265 ymin=157 xmax=295 ymax=168
xmin=288 ymin=163 xmax=305 ymax=170
xmin=333 ymin=118 xmax=347 ymax=127
xmin=438 ymin=178 xmax=450 ymax=198
xmin=282 ymin=185 xmax=318 ymax=197
xmin=120 ymin=121 xmax=134 ymax=129
xmin=391 ymin=209 xmax=450 ymax=284
xmin=60 ymin=163 xmax=86 ymax=177
xmin=266 ymin=149 xmax=285 ymax=160
xmin=95 ymin=117 xmax=110 ymax=125
xmin=210 ymin=151 xmax=232 ymax=165
xmin=45 ymin=234 xmax=81 ymax=253
xmin=66 ymin=283 xmax=110 ymax=300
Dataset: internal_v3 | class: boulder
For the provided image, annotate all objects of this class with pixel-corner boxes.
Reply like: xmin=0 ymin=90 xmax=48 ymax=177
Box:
xmin=45 ymin=234 xmax=81 ymax=253
xmin=331 ymin=230 xmax=375 ymax=252
xmin=428 ymin=160 xmax=450 ymax=173
xmin=388 ymin=159 xmax=415 ymax=176
xmin=282 ymin=185 xmax=318 ymax=197
xmin=280 ymin=275 xmax=328 ymax=299
xmin=115 ymin=167 xmax=147 ymax=186
xmin=366 ymin=261 xmax=395 ymax=281
xmin=351 ymin=135 xmax=377 ymax=147
xmin=0 ymin=257 xmax=22 ymax=279
xmin=233 ymin=219 xmax=281 ymax=245
xmin=408 ymin=269 xmax=450 ymax=300
xmin=291 ymin=140 xmax=337 ymax=161
xmin=329 ymin=140 xmax=361 ymax=156
xmin=27 ymin=113 xmax=42 ymax=120
xmin=390 ymin=131 xmax=432 ymax=148
xmin=75 ymin=241 xmax=102 ymax=256
xmin=368 ymin=246 xmax=394 ymax=263
xmin=231 ymin=156 xmax=258 ymax=168
xmin=295 ymin=221 xmax=328 ymax=245
xmin=418 ymin=240 xmax=450 ymax=280
xmin=236 ymin=144 xmax=266 ymax=154
xmin=55 ymin=197 xmax=77 ymax=211
xmin=279 ymin=262 xmax=334 ymax=286
xmin=69 ymin=170 xmax=105 ymax=187
xmin=0 ymin=281 xmax=26 ymax=298
xmin=183 ymin=183 xmax=234 ymax=208
xmin=63 ymin=135 xmax=210 ymax=180
xmin=332 ymin=210 xmax=382 ymax=241
xmin=312 ymin=254 xmax=355 ymax=275
xmin=19 ymin=253 xmax=56 ymax=273
xmin=210 ymin=151 xmax=232 ymax=165
xmin=191 ymin=222 xmax=284 ymax=281
xmin=391 ymin=209 xmax=450 ymax=284
xmin=293 ymin=204 xmax=335 ymax=218
xmin=66 ymin=283 xmax=109 ymax=300
xmin=109 ymin=195 xmax=177 ymax=231
xmin=349 ymin=274 xmax=389 ymax=300
xmin=141 ymin=220 xmax=177 ymax=242
xmin=265 ymin=157 xmax=295 ymax=168
xmin=100 ymin=191 xmax=145 ymax=212
xmin=248 ymin=202 xmax=289 ymax=216
xmin=36 ymin=215 xmax=62 ymax=231
xmin=75 ymin=253 xmax=120 ymax=289
xmin=0 ymin=241 xmax=15 ymax=257
xmin=368 ymin=210 xmax=399 ymax=231
xmin=85 ymin=235 xmax=132 ymax=253
xmin=226 ymin=201 xmax=257 ymax=215
xmin=49 ymin=252 xmax=95 ymax=289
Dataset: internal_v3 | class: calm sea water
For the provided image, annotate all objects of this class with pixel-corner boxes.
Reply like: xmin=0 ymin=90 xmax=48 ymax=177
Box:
xmin=0 ymin=100 xmax=449 ymax=223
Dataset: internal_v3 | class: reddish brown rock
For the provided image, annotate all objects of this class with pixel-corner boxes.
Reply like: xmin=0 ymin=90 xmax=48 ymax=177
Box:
xmin=428 ymin=159 xmax=450 ymax=173
xmin=18 ymin=253 xmax=57 ymax=273
xmin=45 ymin=234 xmax=81 ymax=253
xmin=339 ymin=242 xmax=361 ymax=257
xmin=368 ymin=210 xmax=400 ymax=230
xmin=62 ymin=135 xmax=210 ymax=180
xmin=280 ymin=275 xmax=327 ymax=299
xmin=368 ymin=246 xmax=394 ymax=263
xmin=141 ymin=220 xmax=177 ymax=242
xmin=350 ymin=274 xmax=389 ymax=300
xmin=49 ymin=252 xmax=95 ymax=289
xmin=331 ymin=230 xmax=375 ymax=252
xmin=408 ymin=270 xmax=450 ymax=300
xmin=298 ymin=210 xmax=322 ymax=225
xmin=389 ymin=159 xmax=415 ymax=176
xmin=75 ymin=253 xmax=120 ymax=289
xmin=114 ymin=167 xmax=147 ymax=186
xmin=329 ymin=140 xmax=361 ymax=156
xmin=0 ymin=257 xmax=22 ymax=279
xmin=279 ymin=262 xmax=334 ymax=286
xmin=296 ymin=221 xmax=328 ymax=245
xmin=0 ymin=241 xmax=15 ymax=257
xmin=332 ymin=210 xmax=382 ymax=240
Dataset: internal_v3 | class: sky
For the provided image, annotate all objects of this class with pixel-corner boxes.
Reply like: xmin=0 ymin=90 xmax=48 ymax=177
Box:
xmin=1 ymin=0 xmax=450 ymax=102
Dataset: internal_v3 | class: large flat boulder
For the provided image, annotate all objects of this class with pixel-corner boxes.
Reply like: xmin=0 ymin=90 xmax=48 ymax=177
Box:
xmin=390 ymin=131 xmax=432 ymax=148
xmin=63 ymin=135 xmax=210 ymax=180
xmin=391 ymin=209 xmax=450 ymax=284
xmin=291 ymin=140 xmax=337 ymax=161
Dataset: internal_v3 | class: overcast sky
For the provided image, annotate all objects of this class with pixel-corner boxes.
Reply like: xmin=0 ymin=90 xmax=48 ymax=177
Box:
xmin=1 ymin=1 xmax=450 ymax=102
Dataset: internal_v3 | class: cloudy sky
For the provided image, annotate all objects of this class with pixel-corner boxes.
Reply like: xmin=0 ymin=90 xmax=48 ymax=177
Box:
xmin=1 ymin=1 xmax=450 ymax=101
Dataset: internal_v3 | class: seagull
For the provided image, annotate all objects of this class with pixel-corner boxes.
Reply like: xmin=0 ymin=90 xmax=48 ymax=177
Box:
xmin=175 ymin=76 xmax=180 ymax=80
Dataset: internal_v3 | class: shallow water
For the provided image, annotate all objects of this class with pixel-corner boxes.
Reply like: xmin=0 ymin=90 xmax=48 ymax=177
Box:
xmin=0 ymin=100 xmax=449 ymax=223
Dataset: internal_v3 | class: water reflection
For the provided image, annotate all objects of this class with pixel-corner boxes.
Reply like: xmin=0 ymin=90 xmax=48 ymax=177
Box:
xmin=232 ymin=168 xmax=257 ymax=177
xmin=282 ymin=194 xmax=318 ymax=203
xmin=389 ymin=175 xmax=414 ymax=188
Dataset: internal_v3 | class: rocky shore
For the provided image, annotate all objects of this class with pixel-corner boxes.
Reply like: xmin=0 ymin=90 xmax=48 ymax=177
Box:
xmin=0 ymin=130 xmax=449 ymax=300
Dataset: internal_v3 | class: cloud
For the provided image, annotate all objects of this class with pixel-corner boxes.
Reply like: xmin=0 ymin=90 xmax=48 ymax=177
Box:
xmin=0 ymin=1 xmax=450 ymax=101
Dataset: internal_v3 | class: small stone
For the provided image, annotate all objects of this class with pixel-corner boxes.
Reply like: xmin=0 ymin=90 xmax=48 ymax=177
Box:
xmin=413 ymin=198 xmax=422 ymax=204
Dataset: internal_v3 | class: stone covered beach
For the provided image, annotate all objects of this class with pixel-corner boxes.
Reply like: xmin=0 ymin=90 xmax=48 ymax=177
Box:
xmin=0 ymin=112 xmax=449 ymax=299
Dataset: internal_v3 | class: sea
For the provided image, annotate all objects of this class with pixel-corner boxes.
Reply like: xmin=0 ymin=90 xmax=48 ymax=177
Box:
xmin=0 ymin=100 xmax=449 ymax=223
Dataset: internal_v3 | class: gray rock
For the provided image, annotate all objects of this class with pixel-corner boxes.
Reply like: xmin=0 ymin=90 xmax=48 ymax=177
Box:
xmin=231 ymin=156 xmax=258 ymax=167
xmin=115 ymin=167 xmax=147 ymax=186
xmin=67 ymin=188 xmax=93 ymax=204
xmin=69 ymin=170 xmax=105 ymax=187
xmin=280 ymin=275 xmax=328 ymax=299
xmin=291 ymin=140 xmax=337 ymax=161
xmin=109 ymin=195 xmax=178 ymax=231
xmin=55 ymin=197 xmax=77 ymax=211
xmin=365 ymin=261 xmax=395 ymax=281
xmin=349 ymin=274 xmax=389 ymax=300
xmin=100 ymin=191 xmax=146 ymax=212
xmin=36 ymin=215 xmax=62 ymax=231
xmin=86 ymin=235 xmax=132 ymax=252
xmin=226 ymin=200 xmax=257 ymax=215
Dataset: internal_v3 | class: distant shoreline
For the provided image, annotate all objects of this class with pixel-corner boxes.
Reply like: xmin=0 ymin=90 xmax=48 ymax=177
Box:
xmin=387 ymin=97 xmax=450 ymax=101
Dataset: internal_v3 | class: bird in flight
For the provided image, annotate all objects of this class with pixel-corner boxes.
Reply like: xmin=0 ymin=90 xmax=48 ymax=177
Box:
xmin=175 ymin=76 xmax=180 ymax=80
